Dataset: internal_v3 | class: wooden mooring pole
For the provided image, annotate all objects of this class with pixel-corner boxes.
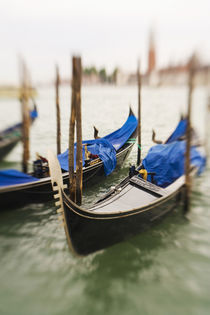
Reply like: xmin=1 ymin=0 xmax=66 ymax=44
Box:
xmin=68 ymin=56 xmax=83 ymax=205
xmin=69 ymin=58 xmax=77 ymax=202
xmin=55 ymin=65 xmax=61 ymax=155
xmin=184 ymin=63 xmax=195 ymax=213
xmin=75 ymin=57 xmax=83 ymax=205
xmin=137 ymin=60 xmax=142 ymax=166
xmin=20 ymin=60 xmax=30 ymax=173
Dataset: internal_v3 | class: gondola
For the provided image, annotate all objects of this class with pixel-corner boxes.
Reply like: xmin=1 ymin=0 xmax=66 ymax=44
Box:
xmin=0 ymin=108 xmax=137 ymax=209
xmin=48 ymin=118 xmax=206 ymax=256
xmin=0 ymin=105 xmax=38 ymax=161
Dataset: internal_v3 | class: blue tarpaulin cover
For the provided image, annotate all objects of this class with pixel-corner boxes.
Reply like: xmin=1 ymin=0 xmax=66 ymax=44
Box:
xmin=142 ymin=140 xmax=206 ymax=188
xmin=0 ymin=169 xmax=38 ymax=187
xmin=165 ymin=118 xmax=187 ymax=144
xmin=58 ymin=138 xmax=116 ymax=176
xmin=0 ymin=112 xmax=137 ymax=186
xmin=104 ymin=114 xmax=138 ymax=150
xmin=58 ymin=113 xmax=138 ymax=176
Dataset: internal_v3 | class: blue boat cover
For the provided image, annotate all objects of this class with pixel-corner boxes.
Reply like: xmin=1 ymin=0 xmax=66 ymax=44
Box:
xmin=58 ymin=138 xmax=116 ymax=176
xmin=58 ymin=113 xmax=137 ymax=176
xmin=104 ymin=113 xmax=138 ymax=150
xmin=166 ymin=118 xmax=187 ymax=144
xmin=0 ymin=112 xmax=136 ymax=186
xmin=0 ymin=169 xmax=38 ymax=187
xmin=142 ymin=141 xmax=206 ymax=188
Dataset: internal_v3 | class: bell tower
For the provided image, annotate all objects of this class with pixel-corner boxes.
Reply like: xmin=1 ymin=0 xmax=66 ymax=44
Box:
xmin=147 ymin=30 xmax=156 ymax=74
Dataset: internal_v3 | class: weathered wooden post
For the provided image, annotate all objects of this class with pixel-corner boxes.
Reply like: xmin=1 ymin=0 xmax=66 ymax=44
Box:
xmin=55 ymin=65 xmax=61 ymax=155
xmin=137 ymin=60 xmax=142 ymax=165
xmin=20 ymin=60 xmax=30 ymax=173
xmin=184 ymin=62 xmax=195 ymax=213
xmin=68 ymin=56 xmax=83 ymax=204
xmin=69 ymin=57 xmax=77 ymax=202
xmin=75 ymin=57 xmax=83 ymax=205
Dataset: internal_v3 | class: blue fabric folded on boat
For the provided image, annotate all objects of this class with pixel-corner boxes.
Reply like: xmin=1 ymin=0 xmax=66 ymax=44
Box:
xmin=58 ymin=113 xmax=137 ymax=176
xmin=0 ymin=169 xmax=39 ymax=186
xmin=57 ymin=144 xmax=86 ymax=173
xmin=58 ymin=138 xmax=117 ymax=176
xmin=104 ymin=114 xmax=138 ymax=150
xmin=142 ymin=141 xmax=206 ymax=188
xmin=166 ymin=118 xmax=187 ymax=144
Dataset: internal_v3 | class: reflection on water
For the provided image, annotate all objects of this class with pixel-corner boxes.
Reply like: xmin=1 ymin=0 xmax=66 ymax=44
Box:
xmin=0 ymin=86 xmax=210 ymax=315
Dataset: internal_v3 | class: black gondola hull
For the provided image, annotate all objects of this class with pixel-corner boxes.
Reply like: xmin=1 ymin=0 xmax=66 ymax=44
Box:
xmin=0 ymin=139 xmax=20 ymax=161
xmin=62 ymin=186 xmax=183 ymax=256
xmin=0 ymin=107 xmax=38 ymax=161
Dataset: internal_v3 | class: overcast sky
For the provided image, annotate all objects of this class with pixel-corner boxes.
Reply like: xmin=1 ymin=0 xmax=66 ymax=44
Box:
xmin=0 ymin=0 xmax=209 ymax=84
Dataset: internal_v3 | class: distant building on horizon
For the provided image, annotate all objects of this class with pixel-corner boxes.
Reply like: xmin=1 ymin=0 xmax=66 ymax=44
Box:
xmin=37 ymin=29 xmax=210 ymax=88
xmin=116 ymin=30 xmax=210 ymax=87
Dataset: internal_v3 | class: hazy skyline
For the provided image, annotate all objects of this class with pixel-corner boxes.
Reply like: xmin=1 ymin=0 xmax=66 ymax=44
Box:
xmin=0 ymin=0 xmax=209 ymax=84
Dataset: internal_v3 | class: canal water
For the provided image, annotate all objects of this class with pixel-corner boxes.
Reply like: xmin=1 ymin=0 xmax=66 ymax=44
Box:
xmin=0 ymin=86 xmax=210 ymax=315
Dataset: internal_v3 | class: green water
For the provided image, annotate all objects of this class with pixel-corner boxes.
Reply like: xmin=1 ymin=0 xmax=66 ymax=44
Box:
xmin=0 ymin=86 xmax=210 ymax=315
